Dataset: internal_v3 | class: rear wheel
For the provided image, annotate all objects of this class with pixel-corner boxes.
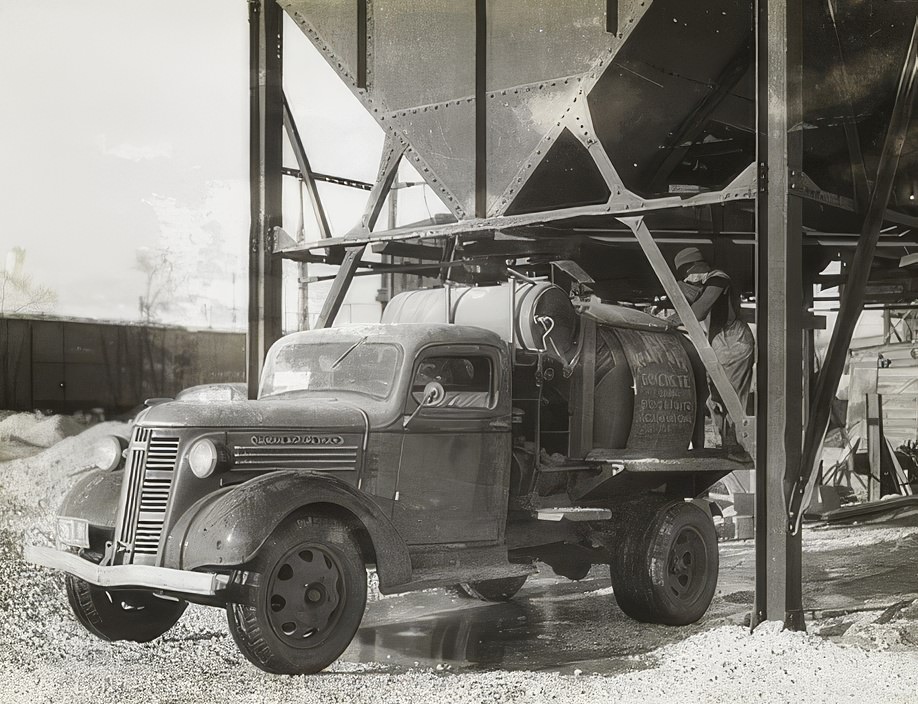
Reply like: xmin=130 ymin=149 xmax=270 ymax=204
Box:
xmin=226 ymin=515 xmax=367 ymax=674
xmin=610 ymin=500 xmax=718 ymax=625
xmin=65 ymin=575 xmax=186 ymax=642
xmin=457 ymin=575 xmax=528 ymax=602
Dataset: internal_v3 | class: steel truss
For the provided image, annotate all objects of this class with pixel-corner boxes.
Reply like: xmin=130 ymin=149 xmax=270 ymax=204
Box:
xmin=248 ymin=0 xmax=918 ymax=632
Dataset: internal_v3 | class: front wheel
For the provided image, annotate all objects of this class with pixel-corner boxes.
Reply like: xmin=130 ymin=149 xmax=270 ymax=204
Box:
xmin=226 ymin=515 xmax=367 ymax=674
xmin=610 ymin=500 xmax=718 ymax=625
xmin=457 ymin=575 xmax=528 ymax=602
xmin=65 ymin=575 xmax=186 ymax=642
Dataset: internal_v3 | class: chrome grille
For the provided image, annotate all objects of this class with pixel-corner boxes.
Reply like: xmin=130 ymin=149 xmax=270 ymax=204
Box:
xmin=116 ymin=429 xmax=179 ymax=564
xmin=133 ymin=436 xmax=180 ymax=558
xmin=233 ymin=444 xmax=359 ymax=471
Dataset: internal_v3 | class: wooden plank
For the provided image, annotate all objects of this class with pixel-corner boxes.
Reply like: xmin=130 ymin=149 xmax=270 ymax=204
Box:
xmin=867 ymin=393 xmax=883 ymax=501
xmin=886 ymin=438 xmax=913 ymax=496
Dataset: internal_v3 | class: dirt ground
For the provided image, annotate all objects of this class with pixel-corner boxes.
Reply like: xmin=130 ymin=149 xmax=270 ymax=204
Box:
xmin=2 ymin=420 xmax=918 ymax=703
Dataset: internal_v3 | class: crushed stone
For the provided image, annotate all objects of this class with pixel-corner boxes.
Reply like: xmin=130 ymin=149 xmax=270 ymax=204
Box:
xmin=0 ymin=412 xmax=88 ymax=448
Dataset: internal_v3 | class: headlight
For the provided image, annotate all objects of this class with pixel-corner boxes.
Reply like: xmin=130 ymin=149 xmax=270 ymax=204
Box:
xmin=188 ymin=438 xmax=223 ymax=478
xmin=93 ymin=435 xmax=126 ymax=471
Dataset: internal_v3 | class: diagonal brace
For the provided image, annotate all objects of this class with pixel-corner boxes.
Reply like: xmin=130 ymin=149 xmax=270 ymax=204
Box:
xmin=620 ymin=216 xmax=755 ymax=456
xmin=282 ymin=93 xmax=331 ymax=240
xmin=317 ymin=135 xmax=406 ymax=328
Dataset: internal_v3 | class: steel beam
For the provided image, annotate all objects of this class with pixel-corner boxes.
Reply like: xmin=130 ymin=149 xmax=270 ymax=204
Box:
xmin=753 ymin=0 xmax=805 ymax=630
xmin=280 ymin=168 xmax=374 ymax=191
xmin=356 ymin=0 xmax=368 ymax=89
xmin=475 ymin=0 xmax=487 ymax=219
xmin=823 ymin=0 xmax=870 ymax=211
xmin=281 ymin=164 xmax=758 ymax=254
xmin=247 ymin=0 xmax=284 ymax=398
xmin=282 ymin=94 xmax=331 ymax=240
xmin=316 ymin=137 xmax=405 ymax=328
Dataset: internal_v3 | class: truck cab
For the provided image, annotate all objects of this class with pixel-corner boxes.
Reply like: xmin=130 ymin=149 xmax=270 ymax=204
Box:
xmin=27 ymin=283 xmax=749 ymax=675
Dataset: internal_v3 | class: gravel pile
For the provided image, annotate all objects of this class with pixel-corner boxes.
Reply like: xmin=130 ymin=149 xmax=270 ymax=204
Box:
xmin=0 ymin=412 xmax=88 ymax=448
xmin=3 ymin=418 xmax=918 ymax=702
xmin=0 ymin=421 xmax=129 ymax=522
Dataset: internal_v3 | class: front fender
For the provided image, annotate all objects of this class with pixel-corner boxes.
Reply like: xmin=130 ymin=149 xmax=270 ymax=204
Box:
xmin=58 ymin=468 xmax=122 ymax=552
xmin=163 ymin=471 xmax=411 ymax=591
xmin=59 ymin=468 xmax=122 ymax=527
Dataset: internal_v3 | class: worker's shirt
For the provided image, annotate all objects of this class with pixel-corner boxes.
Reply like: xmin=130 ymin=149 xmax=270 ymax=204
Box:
xmin=683 ymin=269 xmax=740 ymax=341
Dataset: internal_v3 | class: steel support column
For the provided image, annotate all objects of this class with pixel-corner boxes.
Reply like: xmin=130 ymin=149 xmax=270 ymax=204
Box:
xmin=247 ymin=0 xmax=284 ymax=398
xmin=753 ymin=0 xmax=805 ymax=629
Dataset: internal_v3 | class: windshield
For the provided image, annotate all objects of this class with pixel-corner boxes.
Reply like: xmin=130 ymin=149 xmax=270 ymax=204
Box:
xmin=259 ymin=339 xmax=401 ymax=399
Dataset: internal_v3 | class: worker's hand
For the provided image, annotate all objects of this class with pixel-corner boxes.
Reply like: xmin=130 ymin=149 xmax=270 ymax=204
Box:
xmin=572 ymin=297 xmax=590 ymax=314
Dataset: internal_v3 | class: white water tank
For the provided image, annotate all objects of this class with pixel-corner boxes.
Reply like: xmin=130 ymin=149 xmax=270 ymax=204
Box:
xmin=382 ymin=282 xmax=578 ymax=361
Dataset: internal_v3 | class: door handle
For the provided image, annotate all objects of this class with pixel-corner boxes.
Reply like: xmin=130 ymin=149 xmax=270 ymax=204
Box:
xmin=489 ymin=419 xmax=511 ymax=430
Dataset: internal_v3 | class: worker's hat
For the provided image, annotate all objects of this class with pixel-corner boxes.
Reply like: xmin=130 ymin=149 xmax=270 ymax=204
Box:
xmin=674 ymin=247 xmax=705 ymax=271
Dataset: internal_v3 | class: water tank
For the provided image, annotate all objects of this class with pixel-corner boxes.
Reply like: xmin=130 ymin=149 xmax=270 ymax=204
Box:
xmin=382 ymin=282 xmax=578 ymax=363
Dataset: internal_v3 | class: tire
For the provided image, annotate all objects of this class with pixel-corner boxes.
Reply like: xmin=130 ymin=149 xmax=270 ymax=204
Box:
xmin=457 ymin=575 xmax=528 ymax=602
xmin=65 ymin=575 xmax=186 ymax=642
xmin=226 ymin=515 xmax=367 ymax=675
xmin=610 ymin=500 xmax=718 ymax=625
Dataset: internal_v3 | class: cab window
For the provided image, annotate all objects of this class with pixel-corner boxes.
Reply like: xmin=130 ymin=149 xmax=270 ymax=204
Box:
xmin=412 ymin=355 xmax=494 ymax=409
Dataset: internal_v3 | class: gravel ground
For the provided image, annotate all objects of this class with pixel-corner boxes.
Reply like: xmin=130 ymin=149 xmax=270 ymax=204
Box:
xmin=3 ymin=418 xmax=918 ymax=703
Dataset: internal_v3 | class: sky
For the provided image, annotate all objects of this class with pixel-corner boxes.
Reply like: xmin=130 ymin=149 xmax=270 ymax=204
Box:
xmin=0 ymin=1 xmax=444 ymax=332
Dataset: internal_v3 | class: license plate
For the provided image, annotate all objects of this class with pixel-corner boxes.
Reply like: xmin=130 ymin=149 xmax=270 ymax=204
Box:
xmin=57 ymin=517 xmax=90 ymax=549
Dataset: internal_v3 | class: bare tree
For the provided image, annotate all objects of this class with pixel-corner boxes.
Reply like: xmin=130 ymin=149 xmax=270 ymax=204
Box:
xmin=136 ymin=247 xmax=176 ymax=323
xmin=0 ymin=248 xmax=57 ymax=315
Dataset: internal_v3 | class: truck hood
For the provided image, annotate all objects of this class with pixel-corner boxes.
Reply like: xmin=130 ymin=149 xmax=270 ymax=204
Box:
xmin=137 ymin=398 xmax=367 ymax=431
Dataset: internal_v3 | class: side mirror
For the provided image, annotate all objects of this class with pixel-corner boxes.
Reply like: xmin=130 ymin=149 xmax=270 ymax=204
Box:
xmin=403 ymin=381 xmax=445 ymax=428
xmin=421 ymin=381 xmax=445 ymax=406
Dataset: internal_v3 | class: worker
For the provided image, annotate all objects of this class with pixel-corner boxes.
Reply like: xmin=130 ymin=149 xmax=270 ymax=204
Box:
xmin=671 ymin=247 xmax=754 ymax=447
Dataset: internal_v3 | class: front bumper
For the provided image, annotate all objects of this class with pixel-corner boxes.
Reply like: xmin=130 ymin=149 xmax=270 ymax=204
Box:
xmin=24 ymin=545 xmax=230 ymax=597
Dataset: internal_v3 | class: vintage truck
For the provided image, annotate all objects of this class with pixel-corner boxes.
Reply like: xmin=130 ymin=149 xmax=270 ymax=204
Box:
xmin=26 ymin=272 xmax=749 ymax=674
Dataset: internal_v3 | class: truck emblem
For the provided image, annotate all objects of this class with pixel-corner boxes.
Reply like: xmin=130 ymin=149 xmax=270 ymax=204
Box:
xmin=250 ymin=434 xmax=344 ymax=446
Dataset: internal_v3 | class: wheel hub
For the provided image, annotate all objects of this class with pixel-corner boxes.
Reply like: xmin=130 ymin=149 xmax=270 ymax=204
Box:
xmin=665 ymin=526 xmax=707 ymax=601
xmin=267 ymin=545 xmax=345 ymax=647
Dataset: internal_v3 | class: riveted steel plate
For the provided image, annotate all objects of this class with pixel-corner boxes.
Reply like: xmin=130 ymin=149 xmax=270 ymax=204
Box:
xmin=387 ymin=101 xmax=476 ymax=216
xmin=587 ymin=0 xmax=754 ymax=198
xmin=486 ymin=0 xmax=614 ymax=91
xmin=485 ymin=78 xmax=584 ymax=215
xmin=283 ymin=0 xmax=918 ymax=222
xmin=373 ymin=0 xmax=475 ymax=110
xmin=281 ymin=0 xmax=359 ymax=83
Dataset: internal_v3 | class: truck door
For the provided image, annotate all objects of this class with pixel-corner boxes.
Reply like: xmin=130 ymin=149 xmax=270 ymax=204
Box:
xmin=394 ymin=344 xmax=511 ymax=545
